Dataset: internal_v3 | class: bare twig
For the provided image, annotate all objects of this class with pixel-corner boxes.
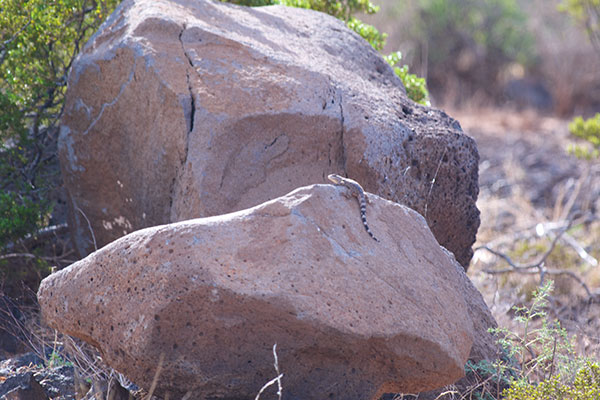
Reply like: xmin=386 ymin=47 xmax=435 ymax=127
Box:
xmin=424 ymin=147 xmax=448 ymax=218
xmin=255 ymin=344 xmax=284 ymax=400
xmin=548 ymin=336 xmax=558 ymax=380
xmin=475 ymin=214 xmax=594 ymax=299
xmin=476 ymin=216 xmax=571 ymax=272
xmin=560 ymin=232 xmax=598 ymax=267
xmin=76 ymin=205 xmax=97 ymax=251
xmin=3 ymin=223 xmax=68 ymax=252
xmin=480 ymin=259 xmax=592 ymax=298
xmin=0 ymin=252 xmax=70 ymax=262
xmin=145 ymin=352 xmax=165 ymax=400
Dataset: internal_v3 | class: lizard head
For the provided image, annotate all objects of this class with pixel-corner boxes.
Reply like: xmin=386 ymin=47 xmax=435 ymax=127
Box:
xmin=327 ymin=174 xmax=344 ymax=184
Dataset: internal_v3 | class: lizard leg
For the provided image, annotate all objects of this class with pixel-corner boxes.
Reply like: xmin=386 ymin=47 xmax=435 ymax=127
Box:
xmin=340 ymin=189 xmax=355 ymax=200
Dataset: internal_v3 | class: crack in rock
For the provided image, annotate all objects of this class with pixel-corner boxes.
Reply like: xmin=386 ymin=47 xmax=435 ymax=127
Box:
xmin=82 ymin=57 xmax=137 ymax=136
xmin=178 ymin=25 xmax=195 ymax=161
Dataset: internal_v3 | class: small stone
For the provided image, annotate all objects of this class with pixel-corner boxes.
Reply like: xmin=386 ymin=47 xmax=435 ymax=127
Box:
xmin=0 ymin=372 xmax=48 ymax=400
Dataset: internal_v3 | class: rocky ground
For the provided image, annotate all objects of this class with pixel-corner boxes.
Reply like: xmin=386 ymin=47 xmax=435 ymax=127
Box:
xmin=1 ymin=108 xmax=599 ymax=398
xmin=455 ymin=108 xmax=600 ymax=360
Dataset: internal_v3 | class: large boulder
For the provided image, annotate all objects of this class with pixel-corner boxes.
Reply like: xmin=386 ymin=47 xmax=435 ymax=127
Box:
xmin=59 ymin=0 xmax=479 ymax=269
xmin=38 ymin=184 xmax=477 ymax=399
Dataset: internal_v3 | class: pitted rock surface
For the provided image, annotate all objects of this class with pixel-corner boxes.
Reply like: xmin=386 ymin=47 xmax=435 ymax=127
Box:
xmin=38 ymin=184 xmax=477 ymax=400
xmin=59 ymin=0 xmax=479 ymax=268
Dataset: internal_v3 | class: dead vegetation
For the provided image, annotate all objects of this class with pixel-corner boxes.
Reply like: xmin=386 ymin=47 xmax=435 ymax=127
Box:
xmin=458 ymin=108 xmax=600 ymax=363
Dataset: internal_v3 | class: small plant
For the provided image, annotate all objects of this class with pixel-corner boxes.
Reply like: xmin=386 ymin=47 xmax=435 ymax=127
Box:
xmin=0 ymin=191 xmax=50 ymax=249
xmin=559 ymin=0 xmax=600 ymax=56
xmin=384 ymin=52 xmax=430 ymax=106
xmin=488 ymin=280 xmax=600 ymax=399
xmin=492 ymin=281 xmax=582 ymax=380
xmin=47 ymin=350 xmax=73 ymax=368
xmin=567 ymin=113 xmax=600 ymax=159
xmin=503 ymin=361 xmax=600 ymax=399
xmin=433 ymin=281 xmax=598 ymax=400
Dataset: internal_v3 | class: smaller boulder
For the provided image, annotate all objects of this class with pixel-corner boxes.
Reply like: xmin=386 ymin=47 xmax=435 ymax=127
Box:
xmin=39 ymin=184 xmax=477 ymax=399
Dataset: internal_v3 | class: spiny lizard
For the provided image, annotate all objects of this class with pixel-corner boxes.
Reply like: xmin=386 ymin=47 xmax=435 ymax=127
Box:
xmin=327 ymin=174 xmax=380 ymax=242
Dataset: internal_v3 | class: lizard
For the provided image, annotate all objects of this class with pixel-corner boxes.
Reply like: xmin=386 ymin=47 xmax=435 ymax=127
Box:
xmin=327 ymin=174 xmax=380 ymax=242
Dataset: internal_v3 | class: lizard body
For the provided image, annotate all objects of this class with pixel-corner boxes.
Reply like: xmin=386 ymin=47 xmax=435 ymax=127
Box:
xmin=327 ymin=174 xmax=380 ymax=242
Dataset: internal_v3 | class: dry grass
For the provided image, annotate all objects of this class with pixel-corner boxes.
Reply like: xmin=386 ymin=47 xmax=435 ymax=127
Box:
xmin=459 ymin=108 xmax=600 ymax=363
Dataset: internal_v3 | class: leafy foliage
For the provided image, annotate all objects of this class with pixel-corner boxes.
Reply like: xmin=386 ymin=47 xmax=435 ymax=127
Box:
xmin=346 ymin=17 xmax=386 ymax=51
xmin=568 ymin=113 xmax=600 ymax=159
xmin=0 ymin=0 xmax=120 ymax=249
xmin=384 ymin=51 xmax=429 ymax=106
xmin=398 ymin=0 xmax=534 ymax=104
xmin=1 ymin=0 xmax=119 ymax=136
xmin=486 ymin=281 xmax=600 ymax=400
xmin=503 ymin=361 xmax=600 ymax=400
xmin=0 ymin=191 xmax=50 ymax=249
xmin=559 ymin=0 xmax=600 ymax=56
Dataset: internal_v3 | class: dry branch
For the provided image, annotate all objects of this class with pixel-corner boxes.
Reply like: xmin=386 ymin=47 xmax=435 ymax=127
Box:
xmin=475 ymin=213 xmax=596 ymax=300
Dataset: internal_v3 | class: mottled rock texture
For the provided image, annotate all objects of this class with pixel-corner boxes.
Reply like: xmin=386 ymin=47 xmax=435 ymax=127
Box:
xmin=39 ymin=184 xmax=477 ymax=400
xmin=415 ymin=248 xmax=503 ymax=400
xmin=59 ymin=0 xmax=479 ymax=269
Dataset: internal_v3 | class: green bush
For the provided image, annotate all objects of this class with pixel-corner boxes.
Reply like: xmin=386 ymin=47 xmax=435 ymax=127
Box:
xmin=384 ymin=51 xmax=430 ymax=106
xmin=415 ymin=0 xmax=533 ymax=65
xmin=559 ymin=0 xmax=600 ymax=56
xmin=567 ymin=113 xmax=600 ymax=159
xmin=487 ymin=281 xmax=600 ymax=399
xmin=398 ymin=0 xmax=534 ymax=103
xmin=0 ymin=0 xmax=120 ymax=250
xmin=503 ymin=361 xmax=600 ymax=399
xmin=0 ymin=191 xmax=50 ymax=249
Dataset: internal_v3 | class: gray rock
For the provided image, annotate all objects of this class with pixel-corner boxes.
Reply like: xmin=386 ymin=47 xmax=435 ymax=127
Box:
xmin=0 ymin=372 xmax=48 ymax=400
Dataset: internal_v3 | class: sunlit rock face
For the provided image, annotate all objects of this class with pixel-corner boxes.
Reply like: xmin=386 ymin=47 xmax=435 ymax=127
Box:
xmin=59 ymin=0 xmax=479 ymax=268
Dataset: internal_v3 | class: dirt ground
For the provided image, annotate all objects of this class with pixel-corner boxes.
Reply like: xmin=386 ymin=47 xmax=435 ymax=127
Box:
xmin=452 ymin=108 xmax=600 ymax=362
